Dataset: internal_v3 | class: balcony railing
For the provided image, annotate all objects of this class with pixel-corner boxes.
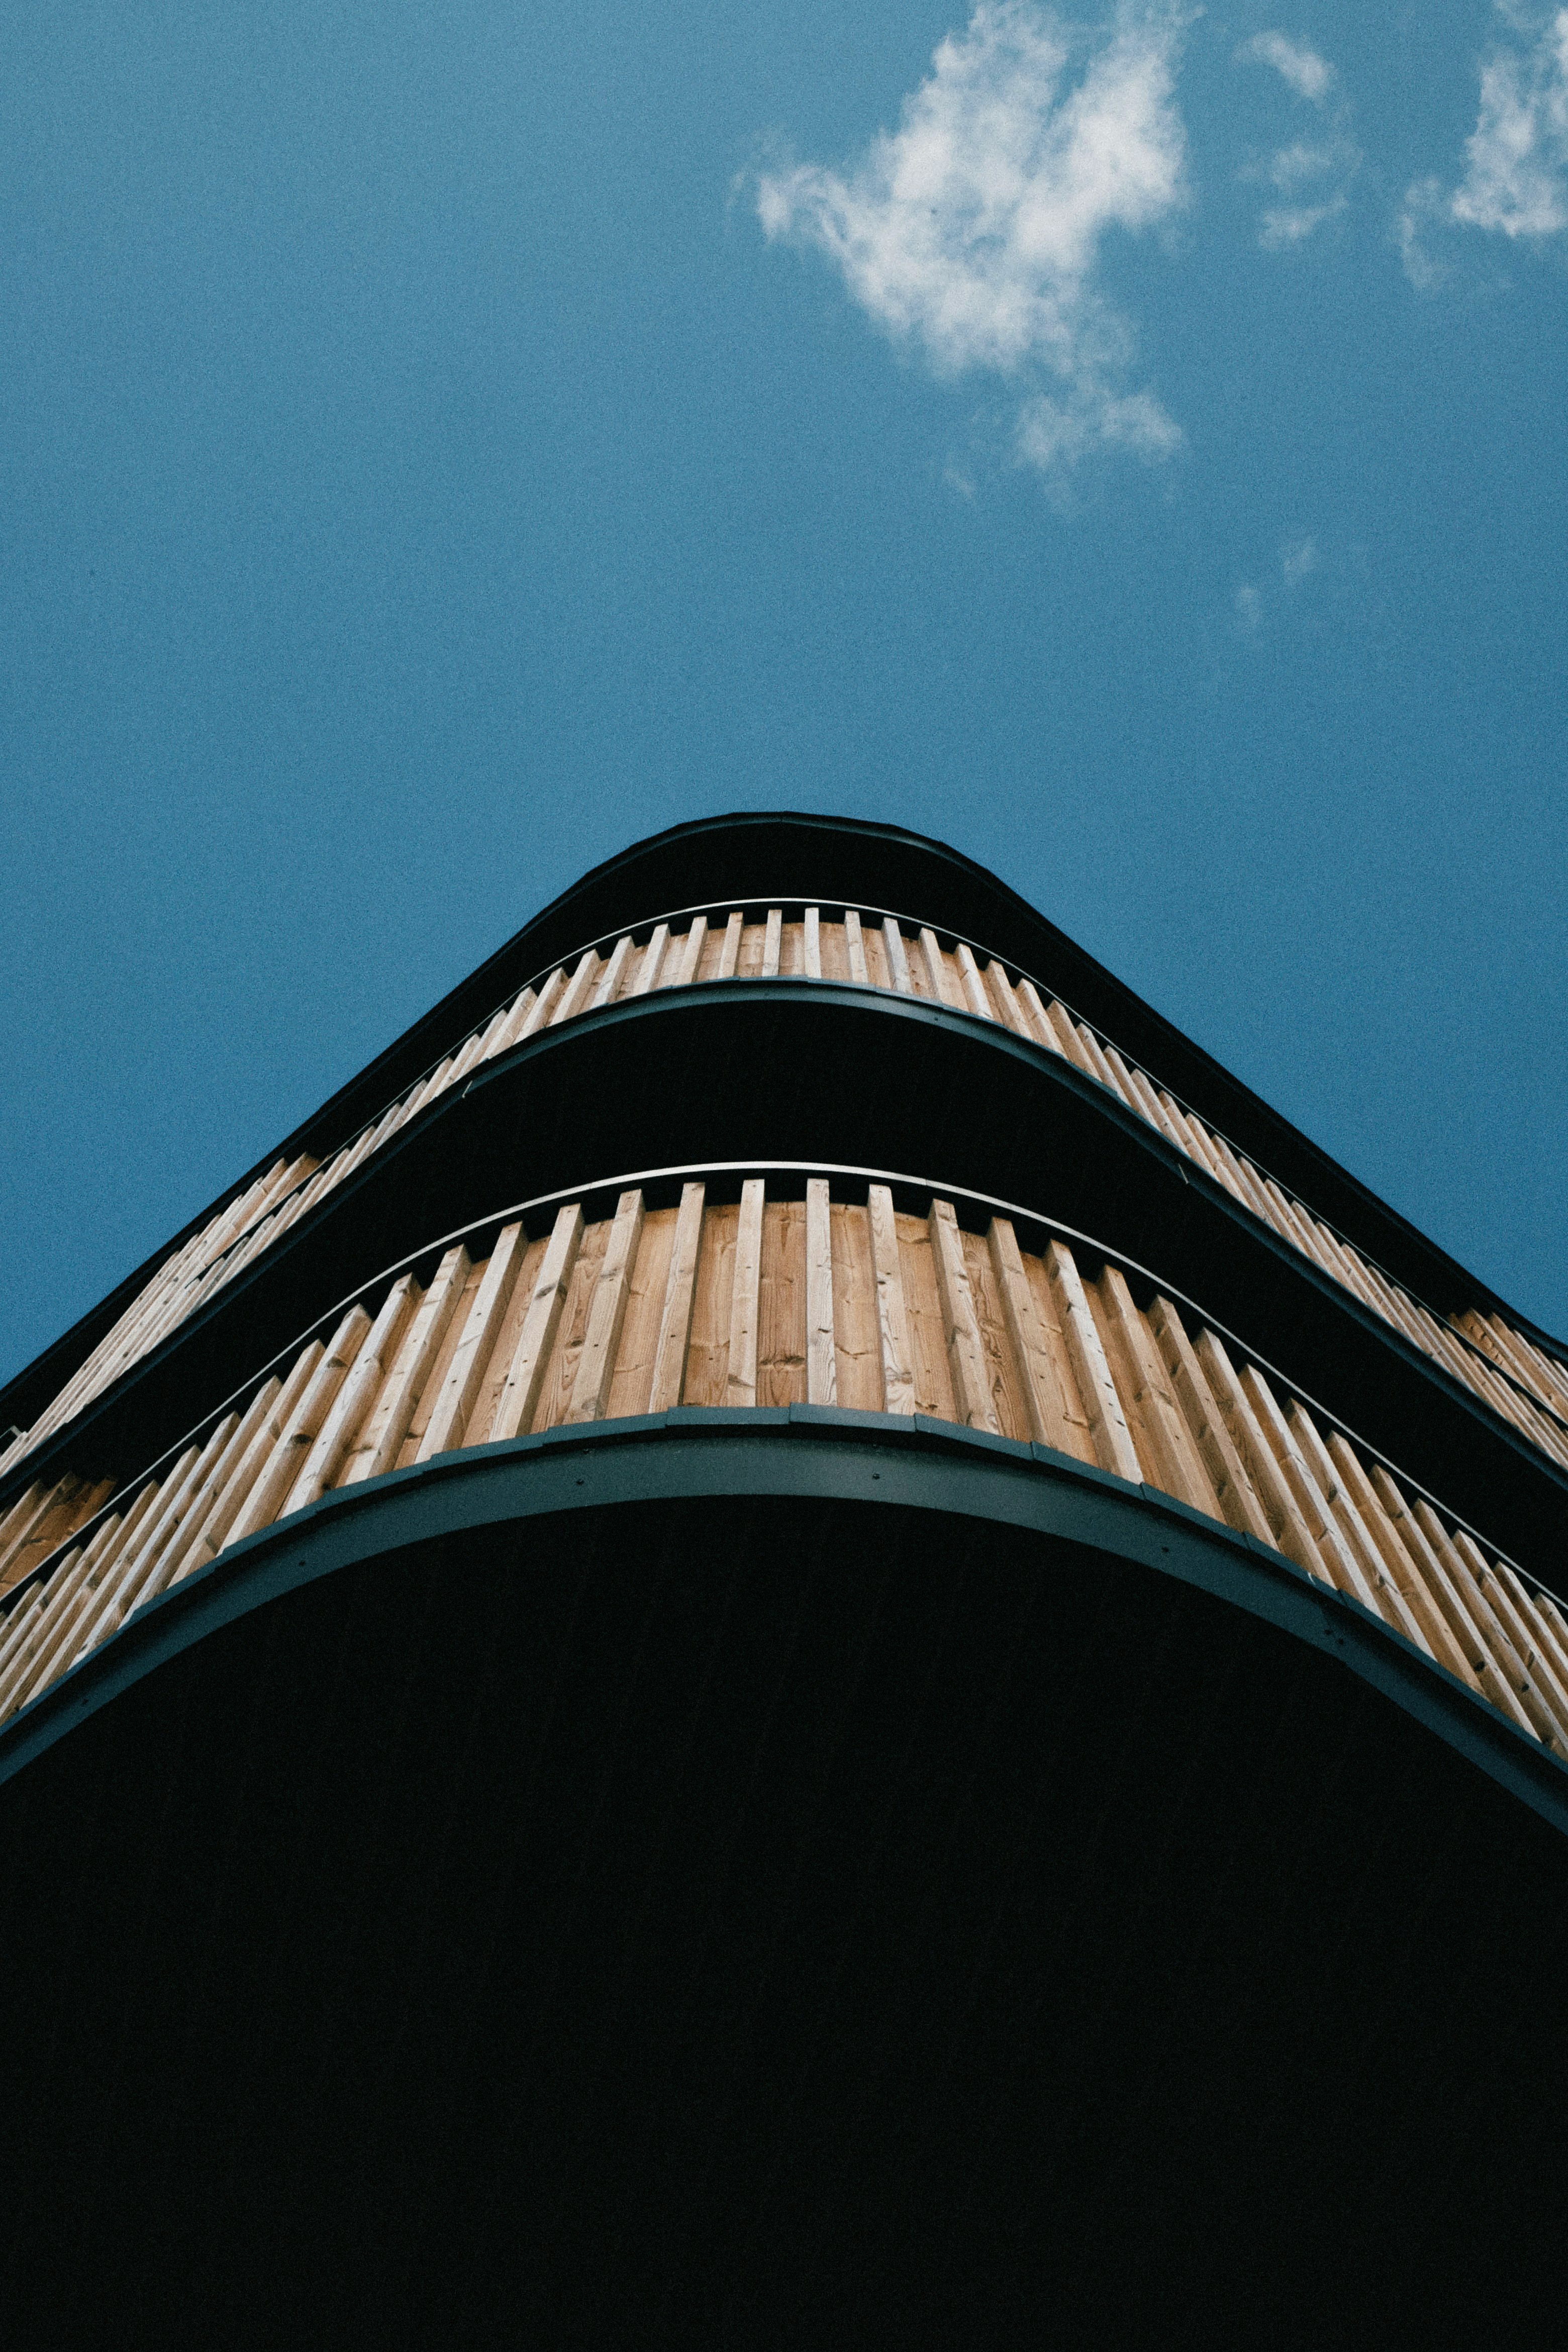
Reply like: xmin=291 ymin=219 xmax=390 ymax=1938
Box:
xmin=4 ymin=1165 xmax=1565 ymax=1760
xmin=6 ymin=901 xmax=1567 ymax=1483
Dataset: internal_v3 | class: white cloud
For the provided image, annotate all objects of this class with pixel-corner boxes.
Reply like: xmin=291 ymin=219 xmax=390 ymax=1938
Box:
xmin=1237 ymin=31 xmax=1335 ymax=105
xmin=755 ymin=2 xmax=1190 ymax=481
xmin=1234 ymin=38 xmax=1355 ymax=246
xmin=1453 ymin=9 xmax=1568 ymax=234
xmin=1402 ymin=9 xmax=1568 ymax=277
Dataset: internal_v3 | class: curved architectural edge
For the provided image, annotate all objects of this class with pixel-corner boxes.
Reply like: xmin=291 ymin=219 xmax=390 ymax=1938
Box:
xmin=6 ymin=1410 xmax=1565 ymax=1839
xmin=8 ymin=990 xmax=1566 ymax=1579
xmin=11 ymin=816 xmax=1563 ymax=1457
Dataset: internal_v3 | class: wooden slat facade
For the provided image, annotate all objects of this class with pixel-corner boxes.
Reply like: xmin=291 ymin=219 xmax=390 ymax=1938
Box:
xmin=5 ymin=1184 xmax=1562 ymax=1754
xmin=5 ymin=905 xmax=1565 ymax=1482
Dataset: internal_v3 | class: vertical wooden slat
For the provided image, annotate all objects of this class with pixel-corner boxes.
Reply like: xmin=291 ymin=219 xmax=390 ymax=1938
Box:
xmin=1322 ymin=1437 xmax=1479 ymax=1686
xmin=1044 ymin=1242 xmax=1143 ymax=1484
xmin=568 ymin=1191 xmax=646 ymax=1424
xmin=954 ymin=941 xmax=994 ymax=1021
xmin=631 ymin=924 xmax=670 ymax=996
xmin=221 ymin=1309 xmax=372 ymax=1549
xmin=1090 ymin=1268 xmax=1217 ymax=1513
xmin=489 ymin=1205 xmax=586 ymax=1442
xmin=844 ymin=910 xmax=869 ymax=984
xmin=929 ymin=1200 xmax=999 ymax=1432
xmin=284 ymin=1275 xmax=421 ymax=1512
xmin=648 ymin=1183 xmax=705 ymax=1412
xmin=417 ymin=1224 xmax=530 ymax=1461
xmin=341 ymin=1251 xmax=467 ymax=1483
xmin=551 ymin=949 xmax=601 ymax=1026
xmin=867 ymin=1184 xmax=916 ymax=1415
xmin=676 ymin=916 xmax=708 ymax=986
xmin=1366 ymin=1467 xmax=1537 ymax=1733
xmin=1145 ymin=1297 xmax=1276 ymax=1543
xmin=1239 ymin=1368 xmax=1389 ymax=1613
xmin=717 ymin=912 xmax=744 ymax=979
xmin=987 ymin=1219 xmax=1077 ymax=1452
xmin=1283 ymin=1404 xmax=1433 ymax=1651
xmin=804 ymin=907 xmax=822 ymax=979
xmin=726 ymin=1180 xmax=766 ymax=1407
xmin=806 ymin=1179 xmax=836 ymax=1407
xmin=591 ymin=934 xmax=635 ymax=1009
xmin=1410 ymin=1503 xmax=1564 ymax=1748
xmin=761 ymin=909 xmax=782 ymax=976
xmin=881 ymin=919 xmax=913 ymax=994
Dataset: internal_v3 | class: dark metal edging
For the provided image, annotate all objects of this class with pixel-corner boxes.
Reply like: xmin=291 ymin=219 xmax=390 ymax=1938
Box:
xmin=2 ymin=1409 xmax=1564 ymax=1841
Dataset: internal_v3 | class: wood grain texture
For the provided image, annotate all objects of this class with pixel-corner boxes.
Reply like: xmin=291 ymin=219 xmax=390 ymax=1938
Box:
xmin=4 ymin=1180 xmax=1559 ymax=1759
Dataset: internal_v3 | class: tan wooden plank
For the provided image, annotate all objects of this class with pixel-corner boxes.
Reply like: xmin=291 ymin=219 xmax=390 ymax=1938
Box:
xmin=806 ymin=1180 xmax=836 ymax=1406
xmin=0 ymin=1477 xmax=93 ymax=1597
xmin=881 ymin=919 xmax=913 ymax=995
xmin=1450 ymin=1532 xmax=1568 ymax=1748
xmin=896 ymin=1209 xmax=955 ymax=1420
xmin=1367 ymin=1465 xmax=1536 ymax=1733
xmin=726 ymin=1180 xmax=766 ymax=1407
xmin=780 ymin=918 xmax=805 ymax=975
xmin=830 ymin=1202 xmax=880 ymax=1412
xmin=0 ymin=1483 xmax=59 ymax=1588
xmin=716 ymin=912 xmax=744 ymax=979
xmin=1283 ymin=1406 xmax=1433 ymax=1652
xmin=96 ymin=1415 xmax=245 ymax=1630
xmin=1240 ymin=1368 xmax=1389 ymax=1612
xmin=1045 ymin=1242 xmax=1143 ymax=1484
xmin=482 ymin=986 xmax=538 ymax=1060
xmin=533 ymin=1215 xmax=611 ymax=1430
xmin=818 ymin=913 xmax=850 ymax=982
xmin=591 ymin=934 xmax=635 ymax=1009
xmin=606 ymin=1205 xmax=676 ymax=1419
xmin=674 ymin=916 xmax=708 ymax=987
xmin=160 ymin=1381 xmax=294 ymax=1588
xmin=62 ymin=1445 xmax=198 ymax=1655
xmin=568 ymin=1191 xmax=646 ymax=1423
xmin=464 ymin=1235 xmax=547 ymax=1446
xmin=1090 ymin=1268 xmax=1217 ymax=1514
xmin=929 ymin=1200 xmax=999 ymax=1431
xmin=221 ymin=1309 xmax=372 ymax=1548
xmin=952 ymin=940 xmax=993 ymax=1021
xmin=1190 ymin=1334 xmax=1336 ymax=1582
xmin=761 ymin=909 xmax=782 ymax=977
xmin=1321 ymin=1438 xmax=1478 ymax=1686
xmin=1413 ymin=1507 xmax=1565 ymax=1749
xmin=987 ymin=1220 xmax=1073 ymax=1450
xmin=683 ymin=1199 xmax=737 ymax=1408
xmin=178 ymin=1350 xmax=323 ymax=1575
xmin=647 ymin=1184 xmax=706 ymax=1412
xmin=30 ymin=1480 xmax=164 ymax=1695
xmin=631 ymin=923 xmax=670 ymax=997
xmin=284 ymin=1275 xmax=421 ymax=1512
xmin=867 ymin=1185 xmax=916 ymax=1415
xmin=961 ymin=1225 xmax=1032 ymax=1440
xmin=1019 ymin=1254 xmax=1099 ymax=1463
xmin=418 ymin=1225 xmax=529 ymax=1460
xmin=698 ymin=916 xmax=732 ymax=982
xmin=517 ymin=964 xmax=568 ymax=1040
xmin=844 ymin=910 xmax=869 ymax=985
xmin=804 ymin=908 xmax=822 ymax=980
xmin=341 ymin=1250 xmax=464 ymax=1482
xmin=489 ymin=1205 xmax=586 ymax=1441
xmin=983 ymin=959 xmax=1030 ymax=1036
xmin=551 ymin=948 xmax=602 ymax=1027
xmin=915 ymin=928 xmax=948 ymax=1004
xmin=758 ymin=1197 xmax=807 ymax=1408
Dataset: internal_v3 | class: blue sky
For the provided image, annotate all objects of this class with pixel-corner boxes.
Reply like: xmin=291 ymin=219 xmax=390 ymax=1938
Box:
xmin=3 ymin=0 xmax=1565 ymax=1384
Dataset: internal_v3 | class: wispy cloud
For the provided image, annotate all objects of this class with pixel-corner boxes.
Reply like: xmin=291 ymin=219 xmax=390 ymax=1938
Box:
xmin=1402 ymin=8 xmax=1568 ymax=279
xmin=1234 ymin=33 xmax=1355 ymax=246
xmin=754 ymin=2 xmax=1190 ymax=483
xmin=1235 ymin=533 xmax=1319 ymax=631
xmin=1236 ymin=31 xmax=1335 ymax=106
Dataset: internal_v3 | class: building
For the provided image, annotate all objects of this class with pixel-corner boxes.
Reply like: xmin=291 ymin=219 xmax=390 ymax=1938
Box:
xmin=2 ymin=811 xmax=1566 ymax=2344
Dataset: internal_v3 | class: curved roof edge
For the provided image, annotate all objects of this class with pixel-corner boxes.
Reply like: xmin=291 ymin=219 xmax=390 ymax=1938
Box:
xmin=5 ymin=811 xmax=1561 ymax=1430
